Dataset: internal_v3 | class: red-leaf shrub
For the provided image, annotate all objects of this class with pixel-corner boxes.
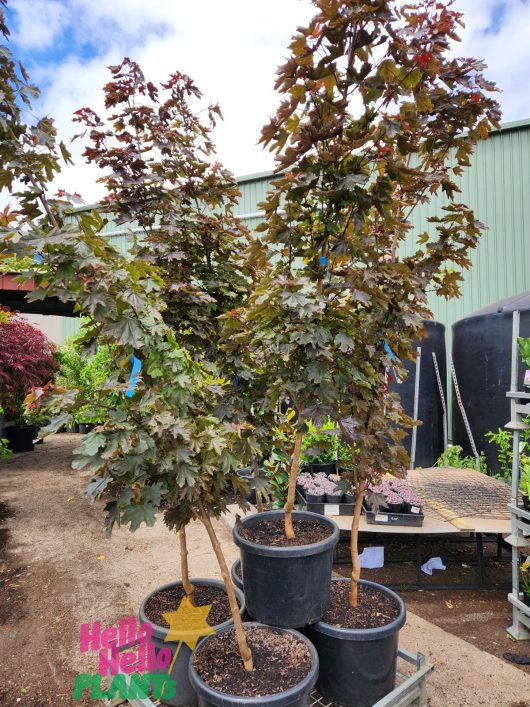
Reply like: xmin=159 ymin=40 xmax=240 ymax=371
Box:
xmin=0 ymin=311 xmax=57 ymax=417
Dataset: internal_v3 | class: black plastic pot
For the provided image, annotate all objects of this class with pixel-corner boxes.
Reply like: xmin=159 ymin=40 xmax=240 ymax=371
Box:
xmin=233 ymin=510 xmax=339 ymax=628
xmin=325 ymin=493 xmax=342 ymax=503
xmin=523 ymin=592 xmax=530 ymax=608
xmin=308 ymin=578 xmax=406 ymax=707
xmin=296 ymin=484 xmax=306 ymax=499
xmin=309 ymin=462 xmax=336 ymax=475
xmin=523 ymin=495 xmax=530 ymax=511
xmin=139 ymin=578 xmax=245 ymax=707
xmin=403 ymin=502 xmax=423 ymax=515
xmin=306 ymin=492 xmax=325 ymax=503
xmin=231 ymin=559 xmax=244 ymax=592
xmin=343 ymin=493 xmax=355 ymax=504
xmin=387 ymin=502 xmax=403 ymax=513
xmin=6 ymin=424 xmax=36 ymax=453
xmin=189 ymin=622 xmax=319 ymax=707
xmin=78 ymin=422 xmax=95 ymax=434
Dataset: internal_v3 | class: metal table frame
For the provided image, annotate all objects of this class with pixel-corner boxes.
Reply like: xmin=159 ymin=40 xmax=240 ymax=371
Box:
xmin=333 ymin=529 xmax=510 ymax=590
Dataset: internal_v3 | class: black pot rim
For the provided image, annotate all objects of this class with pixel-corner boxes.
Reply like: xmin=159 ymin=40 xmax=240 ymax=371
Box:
xmin=313 ymin=578 xmax=406 ymax=641
xmin=233 ymin=509 xmax=339 ymax=558
xmin=231 ymin=559 xmax=244 ymax=591
xmin=139 ymin=578 xmax=245 ymax=640
xmin=6 ymin=423 xmax=37 ymax=431
xmin=189 ymin=622 xmax=319 ymax=706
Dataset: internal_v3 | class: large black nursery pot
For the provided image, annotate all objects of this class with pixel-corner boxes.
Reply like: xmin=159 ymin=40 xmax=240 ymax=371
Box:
xmin=6 ymin=424 xmax=36 ymax=453
xmin=308 ymin=578 xmax=406 ymax=707
xmin=189 ymin=622 xmax=319 ymax=707
xmin=233 ymin=510 xmax=339 ymax=628
xmin=139 ymin=579 xmax=245 ymax=707
xmin=231 ymin=559 xmax=244 ymax=592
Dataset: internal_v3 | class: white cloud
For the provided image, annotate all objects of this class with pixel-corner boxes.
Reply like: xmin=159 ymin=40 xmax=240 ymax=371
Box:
xmin=11 ymin=0 xmax=67 ymax=49
xmin=6 ymin=0 xmax=530 ymax=203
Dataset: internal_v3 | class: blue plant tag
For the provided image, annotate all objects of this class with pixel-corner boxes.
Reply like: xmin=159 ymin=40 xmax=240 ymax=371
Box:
xmin=125 ymin=355 xmax=142 ymax=398
xmin=319 ymin=255 xmax=328 ymax=266
xmin=34 ymin=252 xmax=44 ymax=263
xmin=382 ymin=340 xmax=397 ymax=363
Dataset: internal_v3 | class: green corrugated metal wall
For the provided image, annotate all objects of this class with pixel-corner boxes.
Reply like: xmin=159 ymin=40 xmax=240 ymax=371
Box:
xmin=61 ymin=120 xmax=530 ymax=348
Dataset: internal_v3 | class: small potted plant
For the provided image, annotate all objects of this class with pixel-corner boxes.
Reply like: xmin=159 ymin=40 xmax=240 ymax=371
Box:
xmin=301 ymin=419 xmax=338 ymax=475
xmin=324 ymin=478 xmax=343 ymax=504
xmin=304 ymin=476 xmax=326 ymax=503
xmin=399 ymin=487 xmax=423 ymax=515
xmin=385 ymin=491 xmax=404 ymax=514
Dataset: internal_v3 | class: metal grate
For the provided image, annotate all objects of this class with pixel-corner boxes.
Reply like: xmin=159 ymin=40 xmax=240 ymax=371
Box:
xmin=309 ymin=668 xmax=412 ymax=706
xmin=101 ymin=649 xmax=431 ymax=707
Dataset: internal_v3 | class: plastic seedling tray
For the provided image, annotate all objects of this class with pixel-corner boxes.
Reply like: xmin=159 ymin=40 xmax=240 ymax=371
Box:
xmin=364 ymin=509 xmax=424 ymax=527
xmin=297 ymin=491 xmax=354 ymax=516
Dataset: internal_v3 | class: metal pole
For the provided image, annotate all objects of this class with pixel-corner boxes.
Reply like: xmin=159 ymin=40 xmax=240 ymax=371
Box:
xmin=410 ymin=346 xmax=422 ymax=470
xmin=450 ymin=356 xmax=480 ymax=470
xmin=432 ymin=351 xmax=448 ymax=452
xmin=510 ymin=310 xmax=521 ymax=507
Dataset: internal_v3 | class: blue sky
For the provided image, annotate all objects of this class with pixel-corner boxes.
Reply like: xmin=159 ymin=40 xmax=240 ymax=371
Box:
xmin=3 ymin=0 xmax=529 ymax=202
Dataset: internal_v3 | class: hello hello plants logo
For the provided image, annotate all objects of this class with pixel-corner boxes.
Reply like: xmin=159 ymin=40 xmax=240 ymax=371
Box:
xmin=72 ymin=597 xmax=215 ymax=702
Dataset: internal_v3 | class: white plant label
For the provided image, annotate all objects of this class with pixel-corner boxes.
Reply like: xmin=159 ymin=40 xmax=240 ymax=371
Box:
xmin=375 ymin=514 xmax=389 ymax=522
xmin=411 ymin=505 xmax=421 ymax=514
xmin=324 ymin=504 xmax=340 ymax=516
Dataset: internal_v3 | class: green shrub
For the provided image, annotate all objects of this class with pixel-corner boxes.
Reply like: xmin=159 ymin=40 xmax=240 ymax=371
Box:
xmin=435 ymin=445 xmax=487 ymax=472
xmin=56 ymin=340 xmax=117 ymax=424
xmin=0 ymin=439 xmax=13 ymax=458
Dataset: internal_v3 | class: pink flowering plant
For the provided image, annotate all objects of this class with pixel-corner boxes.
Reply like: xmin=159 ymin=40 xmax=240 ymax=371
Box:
xmin=385 ymin=491 xmax=403 ymax=506
xmin=368 ymin=478 xmax=422 ymax=511
xmin=297 ymin=471 xmax=343 ymax=499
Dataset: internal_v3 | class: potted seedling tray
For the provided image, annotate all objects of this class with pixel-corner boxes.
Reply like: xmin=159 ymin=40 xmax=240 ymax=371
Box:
xmin=297 ymin=491 xmax=354 ymax=516
xmin=364 ymin=508 xmax=424 ymax=527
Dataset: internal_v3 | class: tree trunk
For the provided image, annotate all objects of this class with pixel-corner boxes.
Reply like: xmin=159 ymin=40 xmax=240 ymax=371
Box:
xmin=252 ymin=456 xmax=264 ymax=513
xmin=179 ymin=526 xmax=196 ymax=606
xmin=198 ymin=503 xmax=253 ymax=672
xmin=284 ymin=431 xmax=303 ymax=539
xmin=349 ymin=479 xmax=367 ymax=608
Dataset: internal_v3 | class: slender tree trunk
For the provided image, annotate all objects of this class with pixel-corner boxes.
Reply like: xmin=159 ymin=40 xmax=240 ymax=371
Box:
xmin=252 ymin=457 xmax=264 ymax=513
xmin=197 ymin=503 xmax=253 ymax=672
xmin=349 ymin=479 xmax=367 ymax=608
xmin=179 ymin=527 xmax=196 ymax=606
xmin=284 ymin=431 xmax=303 ymax=539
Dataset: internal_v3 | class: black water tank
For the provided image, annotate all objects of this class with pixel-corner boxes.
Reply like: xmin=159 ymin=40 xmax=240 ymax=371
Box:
xmin=452 ymin=291 xmax=530 ymax=473
xmin=390 ymin=320 xmax=447 ymax=468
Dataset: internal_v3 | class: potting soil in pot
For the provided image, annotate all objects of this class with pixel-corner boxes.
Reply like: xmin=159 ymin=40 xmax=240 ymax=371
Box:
xmin=192 ymin=626 xmax=312 ymax=697
xmin=239 ymin=517 xmax=333 ymax=546
xmin=323 ymin=582 xmax=400 ymax=629
xmin=144 ymin=584 xmax=238 ymax=627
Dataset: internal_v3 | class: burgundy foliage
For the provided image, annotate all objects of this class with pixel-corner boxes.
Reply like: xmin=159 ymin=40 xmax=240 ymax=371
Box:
xmin=0 ymin=311 xmax=57 ymax=415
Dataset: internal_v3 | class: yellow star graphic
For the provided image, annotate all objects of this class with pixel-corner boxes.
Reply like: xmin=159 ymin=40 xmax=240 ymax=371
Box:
xmin=163 ymin=596 xmax=215 ymax=651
